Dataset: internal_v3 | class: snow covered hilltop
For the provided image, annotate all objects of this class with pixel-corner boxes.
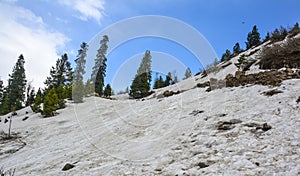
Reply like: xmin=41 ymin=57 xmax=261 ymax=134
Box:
xmin=1 ymin=36 xmax=300 ymax=176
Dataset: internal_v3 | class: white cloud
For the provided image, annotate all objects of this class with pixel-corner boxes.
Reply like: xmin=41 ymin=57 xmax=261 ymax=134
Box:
xmin=59 ymin=0 xmax=105 ymax=23
xmin=0 ymin=3 xmax=69 ymax=89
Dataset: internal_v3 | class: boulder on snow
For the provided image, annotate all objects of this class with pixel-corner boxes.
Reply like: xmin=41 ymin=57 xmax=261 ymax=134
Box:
xmin=62 ymin=163 xmax=75 ymax=171
xmin=262 ymin=89 xmax=283 ymax=96
xmin=262 ymin=123 xmax=272 ymax=131
xmin=296 ymin=96 xmax=300 ymax=103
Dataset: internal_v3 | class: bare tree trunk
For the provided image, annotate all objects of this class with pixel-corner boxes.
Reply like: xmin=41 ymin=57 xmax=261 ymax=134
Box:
xmin=8 ymin=116 xmax=12 ymax=138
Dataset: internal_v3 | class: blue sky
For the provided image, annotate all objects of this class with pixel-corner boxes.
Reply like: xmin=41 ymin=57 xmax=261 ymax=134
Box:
xmin=0 ymin=0 xmax=299 ymax=92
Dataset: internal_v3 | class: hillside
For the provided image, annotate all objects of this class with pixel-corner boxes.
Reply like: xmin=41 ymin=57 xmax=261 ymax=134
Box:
xmin=1 ymin=36 xmax=300 ymax=175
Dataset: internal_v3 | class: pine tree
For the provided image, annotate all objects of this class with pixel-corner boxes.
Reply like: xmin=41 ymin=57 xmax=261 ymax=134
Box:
xmin=164 ymin=72 xmax=172 ymax=86
xmin=264 ymin=32 xmax=271 ymax=42
xmin=0 ymin=78 xmax=4 ymax=114
xmin=246 ymin=25 xmax=261 ymax=49
xmin=44 ymin=53 xmax=73 ymax=108
xmin=221 ymin=49 xmax=231 ymax=62
xmin=1 ymin=93 xmax=10 ymax=115
xmin=25 ymin=82 xmax=35 ymax=106
xmin=130 ymin=50 xmax=152 ymax=98
xmin=103 ymin=84 xmax=112 ymax=97
xmin=184 ymin=67 xmax=192 ymax=79
xmin=7 ymin=54 xmax=27 ymax=111
xmin=0 ymin=78 xmax=3 ymax=103
xmin=73 ymin=42 xmax=88 ymax=103
xmin=32 ymin=88 xmax=42 ymax=113
xmin=233 ymin=42 xmax=242 ymax=54
xmin=84 ymin=79 xmax=94 ymax=96
xmin=153 ymin=75 xmax=165 ymax=89
xmin=289 ymin=22 xmax=300 ymax=37
xmin=92 ymin=35 xmax=109 ymax=96
xmin=43 ymin=88 xmax=58 ymax=117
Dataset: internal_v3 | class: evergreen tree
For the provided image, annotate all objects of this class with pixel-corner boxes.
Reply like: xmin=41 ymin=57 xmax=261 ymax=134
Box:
xmin=271 ymin=28 xmax=281 ymax=42
xmin=130 ymin=50 xmax=152 ymax=99
xmin=264 ymin=32 xmax=271 ymax=42
xmin=246 ymin=25 xmax=261 ymax=49
xmin=125 ymin=87 xmax=129 ymax=94
xmin=0 ymin=78 xmax=3 ymax=104
xmin=1 ymin=93 xmax=10 ymax=115
xmin=184 ymin=67 xmax=192 ymax=79
xmin=221 ymin=49 xmax=231 ymax=61
xmin=73 ymin=42 xmax=88 ymax=103
xmin=84 ymin=79 xmax=94 ymax=96
xmin=153 ymin=75 xmax=165 ymax=89
xmin=0 ymin=78 xmax=4 ymax=114
xmin=7 ymin=54 xmax=27 ymax=111
xmin=56 ymin=85 xmax=65 ymax=109
xmin=233 ymin=42 xmax=242 ymax=54
xmin=289 ymin=22 xmax=300 ymax=37
xmin=32 ymin=88 xmax=42 ymax=113
xmin=43 ymin=88 xmax=58 ymax=117
xmin=25 ymin=82 xmax=35 ymax=106
xmin=92 ymin=35 xmax=109 ymax=96
xmin=44 ymin=53 xmax=72 ymax=108
xmin=103 ymin=84 xmax=112 ymax=97
xmin=164 ymin=72 xmax=172 ymax=86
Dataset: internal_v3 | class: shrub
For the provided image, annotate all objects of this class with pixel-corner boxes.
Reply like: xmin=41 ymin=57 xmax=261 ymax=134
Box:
xmin=259 ymin=38 xmax=300 ymax=69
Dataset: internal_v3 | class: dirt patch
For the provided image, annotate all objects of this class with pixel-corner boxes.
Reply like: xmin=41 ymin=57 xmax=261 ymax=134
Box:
xmin=205 ymin=69 xmax=300 ymax=91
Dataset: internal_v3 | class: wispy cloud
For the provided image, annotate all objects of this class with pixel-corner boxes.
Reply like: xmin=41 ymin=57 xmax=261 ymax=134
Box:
xmin=0 ymin=3 xmax=69 ymax=89
xmin=59 ymin=0 xmax=105 ymax=23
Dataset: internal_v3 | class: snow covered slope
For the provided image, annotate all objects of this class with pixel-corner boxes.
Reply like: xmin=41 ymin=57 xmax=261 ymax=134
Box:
xmin=1 ymin=40 xmax=300 ymax=175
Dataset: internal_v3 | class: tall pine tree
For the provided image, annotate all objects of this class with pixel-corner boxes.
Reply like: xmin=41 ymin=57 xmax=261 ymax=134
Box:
xmin=130 ymin=50 xmax=152 ymax=98
xmin=221 ymin=49 xmax=231 ymax=61
xmin=32 ymin=88 xmax=42 ymax=113
xmin=44 ymin=53 xmax=73 ymax=108
xmin=164 ymin=72 xmax=172 ymax=86
xmin=0 ymin=78 xmax=4 ymax=114
xmin=233 ymin=42 xmax=242 ymax=54
xmin=43 ymin=88 xmax=58 ymax=117
xmin=103 ymin=84 xmax=112 ymax=97
xmin=92 ymin=35 xmax=109 ymax=96
xmin=246 ymin=25 xmax=261 ymax=49
xmin=73 ymin=42 xmax=88 ymax=103
xmin=7 ymin=54 xmax=27 ymax=111
xmin=184 ymin=67 xmax=192 ymax=79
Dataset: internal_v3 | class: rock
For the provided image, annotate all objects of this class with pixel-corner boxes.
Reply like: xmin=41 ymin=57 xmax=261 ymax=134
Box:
xmin=62 ymin=163 xmax=75 ymax=171
xmin=244 ymin=122 xmax=260 ymax=128
xmin=229 ymin=119 xmax=242 ymax=124
xmin=218 ymin=124 xmax=233 ymax=131
xmin=197 ymin=162 xmax=209 ymax=168
xmin=189 ymin=110 xmax=204 ymax=116
xmin=296 ymin=96 xmax=300 ymax=103
xmin=163 ymin=90 xmax=181 ymax=97
xmin=217 ymin=119 xmax=241 ymax=131
xmin=263 ymin=89 xmax=283 ymax=96
xmin=22 ymin=116 xmax=29 ymax=121
xmin=196 ymin=81 xmax=210 ymax=88
xmin=154 ymin=168 xmax=162 ymax=172
xmin=262 ymin=123 xmax=272 ymax=131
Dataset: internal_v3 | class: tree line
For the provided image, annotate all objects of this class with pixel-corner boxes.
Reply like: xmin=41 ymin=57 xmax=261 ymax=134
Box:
xmin=221 ymin=22 xmax=300 ymax=62
xmin=0 ymin=33 xmax=195 ymax=116
xmin=0 ymin=35 xmax=112 ymax=117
